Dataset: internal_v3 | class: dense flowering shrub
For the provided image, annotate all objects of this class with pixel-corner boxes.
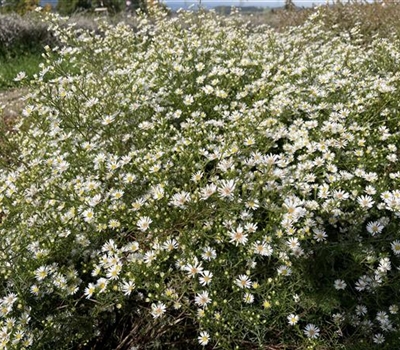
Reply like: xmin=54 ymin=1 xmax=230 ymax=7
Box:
xmin=1 ymin=7 xmax=400 ymax=349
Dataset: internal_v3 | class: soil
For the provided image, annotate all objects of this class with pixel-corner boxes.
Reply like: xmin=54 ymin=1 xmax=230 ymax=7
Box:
xmin=0 ymin=88 xmax=28 ymax=123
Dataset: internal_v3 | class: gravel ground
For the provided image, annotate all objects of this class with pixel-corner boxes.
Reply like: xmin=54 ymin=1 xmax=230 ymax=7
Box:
xmin=0 ymin=88 xmax=27 ymax=122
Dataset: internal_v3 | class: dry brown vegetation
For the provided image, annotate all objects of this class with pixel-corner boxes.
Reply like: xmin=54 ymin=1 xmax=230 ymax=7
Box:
xmin=262 ymin=0 xmax=400 ymax=41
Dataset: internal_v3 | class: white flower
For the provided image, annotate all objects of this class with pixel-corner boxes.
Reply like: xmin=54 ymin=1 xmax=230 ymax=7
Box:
xmin=287 ymin=314 xmax=299 ymax=325
xmin=82 ymin=208 xmax=95 ymax=223
xmin=357 ymin=195 xmax=374 ymax=209
xmin=201 ymin=246 xmax=217 ymax=261
xmin=84 ymin=283 xmax=96 ymax=299
xmin=229 ymin=225 xmax=248 ymax=246
xmin=199 ymin=271 xmax=213 ymax=286
xmin=391 ymin=240 xmax=400 ymax=255
xmin=101 ymin=114 xmax=116 ymax=125
xmin=163 ymin=239 xmax=178 ymax=251
xmin=144 ymin=250 xmax=157 ymax=264
xmin=253 ymin=241 xmax=273 ymax=256
xmin=235 ymin=274 xmax=252 ymax=289
xmin=377 ymin=257 xmax=391 ymax=273
xmin=106 ymin=264 xmax=122 ymax=280
xmin=183 ymin=260 xmax=203 ymax=277
xmin=34 ymin=266 xmax=50 ymax=281
xmin=277 ymin=265 xmax=292 ymax=276
xmin=287 ymin=237 xmax=300 ymax=250
xmin=334 ymin=279 xmax=347 ymax=290
xmin=96 ymin=278 xmax=108 ymax=293
xmin=313 ymin=228 xmax=327 ymax=242
xmin=120 ymin=280 xmax=136 ymax=296
xmin=195 ymin=291 xmax=212 ymax=307
xmin=137 ymin=216 xmax=152 ymax=232
xmin=243 ymin=292 xmax=254 ymax=304
xmin=169 ymin=191 xmax=191 ymax=208
xmin=373 ymin=333 xmax=385 ymax=344
xmin=14 ymin=71 xmax=27 ymax=81
xmin=198 ymin=331 xmax=210 ymax=346
xmin=30 ymin=285 xmax=39 ymax=296
xmin=217 ymin=179 xmax=236 ymax=199
xmin=200 ymin=184 xmax=217 ymax=200
xmin=355 ymin=305 xmax=367 ymax=316
xmin=304 ymin=324 xmax=320 ymax=339
xmin=151 ymin=302 xmax=166 ymax=318
xmin=366 ymin=221 xmax=384 ymax=235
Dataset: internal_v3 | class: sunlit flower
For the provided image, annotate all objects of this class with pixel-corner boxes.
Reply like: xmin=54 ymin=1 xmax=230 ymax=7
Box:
xmin=195 ymin=291 xmax=212 ymax=307
xmin=287 ymin=314 xmax=299 ymax=325
xmin=235 ymin=275 xmax=252 ymax=289
xmin=198 ymin=331 xmax=210 ymax=346
xmin=137 ymin=216 xmax=152 ymax=232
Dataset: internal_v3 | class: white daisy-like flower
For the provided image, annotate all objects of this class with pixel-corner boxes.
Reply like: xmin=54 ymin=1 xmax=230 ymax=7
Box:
xmin=199 ymin=270 xmax=213 ymax=286
xmin=277 ymin=265 xmax=292 ymax=276
xmin=357 ymin=195 xmax=374 ymax=209
xmin=137 ymin=216 xmax=152 ymax=232
xmin=198 ymin=331 xmax=210 ymax=346
xmin=373 ymin=333 xmax=385 ymax=344
xmin=243 ymin=292 xmax=254 ymax=304
xmin=195 ymin=291 xmax=212 ymax=307
xmin=84 ymin=283 xmax=96 ymax=299
xmin=253 ymin=241 xmax=273 ymax=256
xmin=82 ymin=208 xmax=95 ymax=223
xmin=235 ymin=274 xmax=252 ymax=289
xmin=120 ymin=280 xmax=136 ymax=296
xmin=183 ymin=260 xmax=203 ymax=277
xmin=391 ymin=240 xmax=400 ymax=255
xmin=366 ymin=221 xmax=384 ymax=235
xmin=304 ymin=323 xmax=320 ymax=339
xmin=217 ymin=179 xmax=236 ymax=199
xmin=334 ymin=279 xmax=347 ymax=290
xmin=229 ymin=225 xmax=248 ymax=246
xmin=287 ymin=313 xmax=299 ymax=325
xmin=151 ymin=302 xmax=166 ymax=318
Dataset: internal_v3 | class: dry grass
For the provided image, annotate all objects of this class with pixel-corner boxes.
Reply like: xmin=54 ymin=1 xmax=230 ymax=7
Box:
xmin=271 ymin=1 xmax=400 ymax=41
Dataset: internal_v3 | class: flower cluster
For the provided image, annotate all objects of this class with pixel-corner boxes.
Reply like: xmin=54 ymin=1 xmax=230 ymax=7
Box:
xmin=1 ymin=6 xmax=400 ymax=349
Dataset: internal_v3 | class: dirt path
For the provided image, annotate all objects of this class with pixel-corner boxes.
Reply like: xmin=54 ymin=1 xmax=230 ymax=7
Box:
xmin=0 ymin=88 xmax=28 ymax=122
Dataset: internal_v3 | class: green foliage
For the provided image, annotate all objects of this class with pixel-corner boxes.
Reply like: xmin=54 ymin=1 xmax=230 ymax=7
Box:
xmin=1 ymin=0 xmax=40 ymax=15
xmin=56 ymin=0 xmax=91 ymax=15
xmin=0 ymin=13 xmax=50 ymax=57
xmin=0 ymin=54 xmax=43 ymax=90
xmin=2 ymin=6 xmax=400 ymax=350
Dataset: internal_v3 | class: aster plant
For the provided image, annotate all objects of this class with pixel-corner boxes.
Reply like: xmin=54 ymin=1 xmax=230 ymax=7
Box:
xmin=1 ymin=6 xmax=400 ymax=350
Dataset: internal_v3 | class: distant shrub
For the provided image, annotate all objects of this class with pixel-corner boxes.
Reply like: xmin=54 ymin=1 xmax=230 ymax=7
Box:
xmin=0 ymin=12 xmax=103 ymax=58
xmin=0 ymin=0 xmax=40 ymax=16
xmin=0 ymin=13 xmax=50 ymax=57
xmin=2 ymin=7 xmax=400 ymax=350
xmin=274 ymin=0 xmax=400 ymax=43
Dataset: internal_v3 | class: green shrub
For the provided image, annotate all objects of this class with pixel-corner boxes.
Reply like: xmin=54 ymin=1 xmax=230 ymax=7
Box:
xmin=0 ymin=0 xmax=40 ymax=15
xmin=1 ymin=7 xmax=400 ymax=350
xmin=0 ymin=12 xmax=50 ymax=57
xmin=56 ymin=0 xmax=91 ymax=16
